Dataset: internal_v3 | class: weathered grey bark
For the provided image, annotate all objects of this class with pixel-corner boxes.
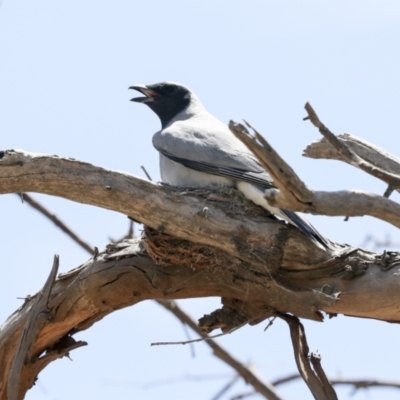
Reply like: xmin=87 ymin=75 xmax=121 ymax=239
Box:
xmin=0 ymin=233 xmax=395 ymax=400
xmin=279 ymin=314 xmax=338 ymax=400
xmin=302 ymin=103 xmax=400 ymax=190
xmin=304 ymin=132 xmax=400 ymax=186
xmin=1 ymin=116 xmax=400 ymax=399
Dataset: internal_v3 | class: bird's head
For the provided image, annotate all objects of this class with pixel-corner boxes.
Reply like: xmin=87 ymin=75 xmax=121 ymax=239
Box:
xmin=129 ymin=82 xmax=192 ymax=128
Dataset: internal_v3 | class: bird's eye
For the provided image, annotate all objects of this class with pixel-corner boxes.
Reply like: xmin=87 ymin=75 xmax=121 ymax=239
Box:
xmin=163 ymin=85 xmax=174 ymax=94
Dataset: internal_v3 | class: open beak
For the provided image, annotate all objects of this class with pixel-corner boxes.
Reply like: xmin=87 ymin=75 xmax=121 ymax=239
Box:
xmin=129 ymin=85 xmax=160 ymax=102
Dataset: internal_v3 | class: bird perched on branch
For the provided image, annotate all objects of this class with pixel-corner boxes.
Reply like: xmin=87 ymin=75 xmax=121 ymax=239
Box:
xmin=129 ymin=81 xmax=329 ymax=249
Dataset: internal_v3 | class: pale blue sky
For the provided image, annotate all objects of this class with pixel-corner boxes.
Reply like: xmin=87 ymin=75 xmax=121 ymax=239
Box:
xmin=1 ymin=1 xmax=400 ymax=399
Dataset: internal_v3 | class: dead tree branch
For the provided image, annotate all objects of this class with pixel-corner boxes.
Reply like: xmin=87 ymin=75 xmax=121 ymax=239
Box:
xmin=278 ymin=314 xmax=337 ymax=400
xmin=303 ymin=103 xmax=400 ymax=191
xmin=1 ymin=239 xmax=293 ymax=399
xmin=304 ymin=131 xmax=400 ymax=198
xmin=233 ymin=120 xmax=313 ymax=205
xmin=1 ymin=146 xmax=400 ymax=321
xmin=2 ymin=118 xmax=400 ymax=398
xmin=0 ymin=149 xmax=328 ymax=264
xmin=0 ymin=230 xmax=398 ymax=399
xmin=228 ymin=122 xmax=400 ymax=229
xmin=20 ymin=194 xmax=283 ymax=400
xmin=6 ymin=256 xmax=87 ymax=400
xmin=7 ymin=256 xmax=59 ymax=400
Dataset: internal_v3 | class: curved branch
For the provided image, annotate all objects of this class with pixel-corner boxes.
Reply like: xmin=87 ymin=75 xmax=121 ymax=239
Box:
xmin=279 ymin=314 xmax=337 ymax=400
xmin=0 ymin=149 xmax=330 ymax=266
xmin=0 ymin=238 xmax=329 ymax=399
xmin=1 ymin=232 xmax=400 ymax=399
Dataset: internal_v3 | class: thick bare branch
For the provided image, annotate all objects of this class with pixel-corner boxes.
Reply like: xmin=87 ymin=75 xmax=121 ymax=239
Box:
xmin=0 ymin=149 xmax=331 ymax=267
xmin=2 ymin=149 xmax=400 ymax=320
xmin=1 ymin=232 xmax=400 ymax=399
xmin=305 ymin=190 xmax=400 ymax=229
xmin=2 ymin=144 xmax=400 ymax=399
xmin=0 ymin=237 xmax=328 ymax=399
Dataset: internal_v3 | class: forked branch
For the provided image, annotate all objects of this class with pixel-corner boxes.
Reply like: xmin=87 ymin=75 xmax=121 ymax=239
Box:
xmin=229 ymin=121 xmax=400 ymax=229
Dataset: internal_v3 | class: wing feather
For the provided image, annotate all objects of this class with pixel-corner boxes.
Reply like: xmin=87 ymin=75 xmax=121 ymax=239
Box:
xmin=153 ymin=114 xmax=275 ymax=189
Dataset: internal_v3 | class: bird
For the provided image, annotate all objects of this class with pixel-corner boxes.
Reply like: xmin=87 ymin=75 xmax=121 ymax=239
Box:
xmin=129 ymin=81 xmax=330 ymax=249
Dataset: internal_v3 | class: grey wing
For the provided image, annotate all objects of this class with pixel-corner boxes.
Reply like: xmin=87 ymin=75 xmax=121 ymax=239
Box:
xmin=153 ymin=117 xmax=276 ymax=189
xmin=159 ymin=151 xmax=275 ymax=189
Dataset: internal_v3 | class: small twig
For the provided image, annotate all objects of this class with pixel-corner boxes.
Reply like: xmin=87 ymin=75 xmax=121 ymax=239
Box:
xmin=383 ymin=185 xmax=394 ymax=198
xmin=156 ymin=300 xmax=284 ymax=400
xmin=235 ymin=374 xmax=400 ymax=399
xmin=8 ymin=255 xmax=59 ymax=400
xmin=231 ymin=392 xmax=257 ymax=400
xmin=181 ymin=321 xmax=196 ymax=358
xmin=272 ymin=373 xmax=300 ymax=386
xmin=141 ymin=165 xmax=153 ymax=181
xmin=127 ymin=219 xmax=134 ymax=238
xmin=277 ymin=313 xmax=337 ymax=400
xmin=18 ymin=193 xmax=94 ymax=255
xmin=211 ymin=374 xmax=241 ymax=400
xmin=151 ymin=323 xmax=245 ymax=346
xmin=108 ymin=220 xmax=135 ymax=243
xmin=272 ymin=373 xmax=400 ymax=392
xmin=359 ymin=234 xmax=400 ymax=250
xmin=331 ymin=378 xmax=400 ymax=391
xmin=264 ymin=317 xmax=276 ymax=331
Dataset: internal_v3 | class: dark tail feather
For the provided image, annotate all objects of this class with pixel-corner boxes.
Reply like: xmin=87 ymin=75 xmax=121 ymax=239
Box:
xmin=281 ymin=209 xmax=332 ymax=250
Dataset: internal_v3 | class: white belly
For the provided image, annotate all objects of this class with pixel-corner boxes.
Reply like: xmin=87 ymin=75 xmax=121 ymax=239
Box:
xmin=160 ymin=154 xmax=233 ymax=187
